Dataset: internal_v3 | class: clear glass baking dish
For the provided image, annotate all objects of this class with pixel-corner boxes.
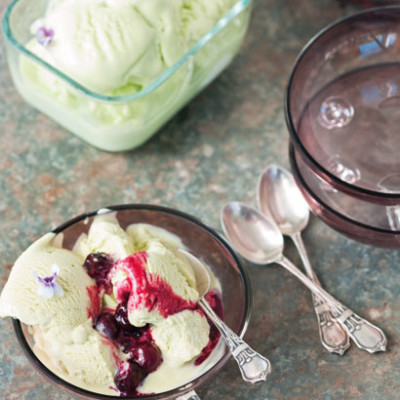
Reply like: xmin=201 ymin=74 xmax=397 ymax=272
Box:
xmin=2 ymin=0 xmax=253 ymax=152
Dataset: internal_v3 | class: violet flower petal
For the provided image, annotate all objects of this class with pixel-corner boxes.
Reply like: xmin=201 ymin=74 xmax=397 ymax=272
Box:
xmin=34 ymin=264 xmax=64 ymax=299
xmin=37 ymin=284 xmax=55 ymax=299
xmin=36 ymin=26 xmax=54 ymax=47
xmin=53 ymin=284 xmax=64 ymax=298
xmin=51 ymin=264 xmax=60 ymax=275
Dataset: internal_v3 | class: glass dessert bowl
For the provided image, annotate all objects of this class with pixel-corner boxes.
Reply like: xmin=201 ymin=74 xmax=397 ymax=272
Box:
xmin=285 ymin=7 xmax=400 ymax=205
xmin=7 ymin=204 xmax=251 ymax=399
xmin=290 ymin=144 xmax=400 ymax=248
xmin=3 ymin=0 xmax=253 ymax=152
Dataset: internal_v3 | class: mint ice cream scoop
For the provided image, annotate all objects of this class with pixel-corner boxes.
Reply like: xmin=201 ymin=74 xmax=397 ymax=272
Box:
xmin=31 ymin=0 xmax=185 ymax=93
xmin=0 ymin=233 xmax=118 ymax=395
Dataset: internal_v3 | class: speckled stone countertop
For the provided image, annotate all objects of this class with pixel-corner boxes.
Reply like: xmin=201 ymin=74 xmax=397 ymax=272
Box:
xmin=1 ymin=0 xmax=400 ymax=399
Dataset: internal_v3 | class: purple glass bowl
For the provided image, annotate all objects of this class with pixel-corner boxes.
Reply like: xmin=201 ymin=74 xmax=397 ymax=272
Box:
xmin=289 ymin=144 xmax=400 ymax=248
xmin=285 ymin=7 xmax=400 ymax=205
xmin=12 ymin=204 xmax=252 ymax=399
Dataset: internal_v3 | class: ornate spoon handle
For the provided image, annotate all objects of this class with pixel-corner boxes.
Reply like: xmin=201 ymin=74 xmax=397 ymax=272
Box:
xmin=331 ymin=305 xmax=387 ymax=353
xmin=175 ymin=390 xmax=202 ymax=400
xmin=199 ymin=297 xmax=271 ymax=383
xmin=279 ymin=256 xmax=387 ymax=353
xmin=290 ymin=233 xmax=350 ymax=355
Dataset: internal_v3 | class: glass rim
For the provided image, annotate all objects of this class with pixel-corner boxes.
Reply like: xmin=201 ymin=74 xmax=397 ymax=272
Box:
xmin=2 ymin=0 xmax=252 ymax=103
xmin=13 ymin=203 xmax=252 ymax=400
xmin=289 ymin=144 xmax=400 ymax=235
xmin=285 ymin=5 xmax=400 ymax=200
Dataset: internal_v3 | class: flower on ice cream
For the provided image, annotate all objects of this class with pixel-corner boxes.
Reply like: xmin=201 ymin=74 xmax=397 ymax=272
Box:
xmin=34 ymin=264 xmax=64 ymax=299
xmin=36 ymin=26 xmax=54 ymax=47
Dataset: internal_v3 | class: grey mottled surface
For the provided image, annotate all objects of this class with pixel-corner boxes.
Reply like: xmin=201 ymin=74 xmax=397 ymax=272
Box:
xmin=1 ymin=0 xmax=399 ymax=399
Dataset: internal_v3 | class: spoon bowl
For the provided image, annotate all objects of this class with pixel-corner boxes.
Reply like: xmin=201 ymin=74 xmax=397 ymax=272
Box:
xmin=220 ymin=202 xmax=283 ymax=264
xmin=258 ymin=164 xmax=309 ymax=236
xmin=179 ymin=249 xmax=211 ymax=298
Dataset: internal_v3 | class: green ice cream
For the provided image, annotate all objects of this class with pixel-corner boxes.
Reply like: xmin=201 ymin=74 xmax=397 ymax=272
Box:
xmin=74 ymin=213 xmax=136 ymax=259
xmin=0 ymin=233 xmax=118 ymax=395
xmin=27 ymin=0 xmax=186 ymax=93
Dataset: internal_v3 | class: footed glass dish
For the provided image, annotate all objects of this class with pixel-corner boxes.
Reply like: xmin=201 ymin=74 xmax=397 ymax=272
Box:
xmin=2 ymin=0 xmax=252 ymax=152
xmin=12 ymin=204 xmax=252 ymax=399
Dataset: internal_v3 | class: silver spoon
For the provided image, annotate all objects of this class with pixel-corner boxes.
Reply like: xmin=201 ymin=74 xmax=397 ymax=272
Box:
xmin=258 ymin=164 xmax=350 ymax=355
xmin=221 ymin=202 xmax=387 ymax=354
xmin=180 ymin=249 xmax=272 ymax=384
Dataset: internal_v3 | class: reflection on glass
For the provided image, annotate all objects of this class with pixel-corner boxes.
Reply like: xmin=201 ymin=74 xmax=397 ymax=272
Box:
xmin=359 ymin=32 xmax=396 ymax=59
xmin=317 ymin=96 xmax=354 ymax=129
xmin=328 ymin=155 xmax=361 ymax=184
xmin=378 ymin=174 xmax=400 ymax=230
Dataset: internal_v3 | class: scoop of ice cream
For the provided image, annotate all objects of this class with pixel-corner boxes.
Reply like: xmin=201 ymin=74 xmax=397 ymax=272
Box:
xmin=126 ymin=223 xmax=183 ymax=251
xmin=144 ymin=240 xmax=198 ymax=301
xmin=31 ymin=0 xmax=185 ymax=93
xmin=25 ymin=0 xmax=237 ymax=95
xmin=178 ymin=0 xmax=237 ymax=44
xmin=0 ymin=232 xmax=118 ymax=394
xmin=111 ymin=239 xmax=199 ymax=327
xmin=74 ymin=213 xmax=135 ymax=260
xmin=0 ymin=233 xmax=93 ymax=340
xmin=151 ymin=309 xmax=210 ymax=364
xmin=32 ymin=320 xmax=118 ymax=395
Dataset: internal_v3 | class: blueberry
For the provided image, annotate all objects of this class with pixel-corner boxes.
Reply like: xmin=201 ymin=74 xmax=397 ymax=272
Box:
xmin=114 ymin=362 xmax=144 ymax=396
xmin=95 ymin=312 xmax=119 ymax=340
xmin=131 ymin=342 xmax=162 ymax=373
xmin=83 ymin=253 xmax=113 ymax=293
xmin=114 ymin=302 xmax=138 ymax=333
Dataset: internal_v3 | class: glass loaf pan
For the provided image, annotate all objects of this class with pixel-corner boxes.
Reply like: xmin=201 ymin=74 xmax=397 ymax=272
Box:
xmin=3 ymin=0 xmax=253 ymax=152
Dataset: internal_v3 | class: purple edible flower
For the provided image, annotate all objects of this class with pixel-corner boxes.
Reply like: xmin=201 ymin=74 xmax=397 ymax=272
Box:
xmin=36 ymin=26 xmax=54 ymax=47
xmin=34 ymin=264 xmax=64 ymax=299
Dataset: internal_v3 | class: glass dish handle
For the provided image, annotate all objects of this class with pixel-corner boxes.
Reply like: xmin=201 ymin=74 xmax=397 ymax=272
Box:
xmin=175 ymin=390 xmax=202 ymax=400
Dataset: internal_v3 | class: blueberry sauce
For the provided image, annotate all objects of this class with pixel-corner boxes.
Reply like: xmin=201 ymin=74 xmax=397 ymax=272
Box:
xmin=86 ymin=285 xmax=101 ymax=321
xmin=114 ymin=252 xmax=198 ymax=318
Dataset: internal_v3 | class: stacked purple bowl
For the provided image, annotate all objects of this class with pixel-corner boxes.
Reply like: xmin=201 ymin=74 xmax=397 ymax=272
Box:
xmin=285 ymin=7 xmax=400 ymax=248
